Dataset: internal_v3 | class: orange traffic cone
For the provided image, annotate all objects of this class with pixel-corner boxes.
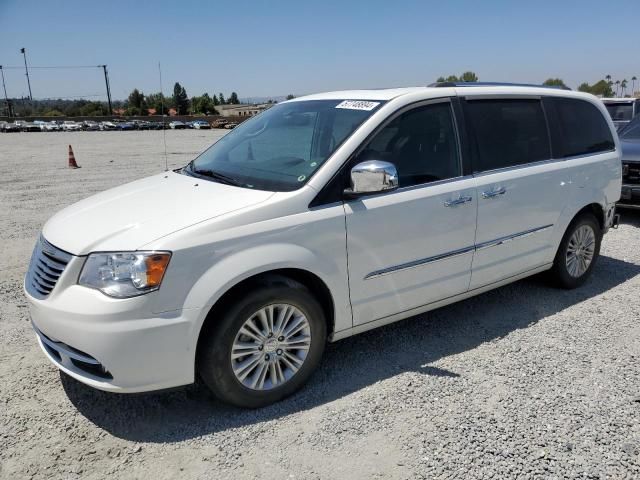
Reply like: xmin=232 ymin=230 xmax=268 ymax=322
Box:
xmin=68 ymin=145 xmax=81 ymax=169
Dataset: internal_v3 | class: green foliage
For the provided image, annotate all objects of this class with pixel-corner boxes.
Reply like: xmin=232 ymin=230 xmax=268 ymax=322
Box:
xmin=542 ymin=78 xmax=569 ymax=89
xmin=218 ymin=92 xmax=226 ymax=105
xmin=436 ymin=72 xmax=478 ymax=83
xmin=459 ymin=71 xmax=478 ymax=82
xmin=578 ymin=79 xmax=614 ymax=97
xmin=191 ymin=93 xmax=218 ymax=115
xmin=228 ymin=92 xmax=240 ymax=104
xmin=286 ymin=94 xmax=295 ymax=100
xmin=145 ymin=92 xmax=168 ymax=115
xmin=173 ymin=82 xmax=189 ymax=115
xmin=42 ymin=109 xmax=64 ymax=116
xmin=126 ymin=89 xmax=147 ymax=115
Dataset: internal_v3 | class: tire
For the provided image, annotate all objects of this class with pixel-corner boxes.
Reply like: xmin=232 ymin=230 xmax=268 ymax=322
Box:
xmin=197 ymin=276 xmax=326 ymax=408
xmin=550 ymin=213 xmax=602 ymax=289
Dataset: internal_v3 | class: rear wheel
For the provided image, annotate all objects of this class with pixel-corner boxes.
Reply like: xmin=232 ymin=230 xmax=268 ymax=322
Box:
xmin=550 ymin=213 xmax=602 ymax=289
xmin=197 ymin=276 xmax=326 ymax=408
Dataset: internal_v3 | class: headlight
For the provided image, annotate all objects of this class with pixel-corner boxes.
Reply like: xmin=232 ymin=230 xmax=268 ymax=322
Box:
xmin=79 ymin=251 xmax=171 ymax=298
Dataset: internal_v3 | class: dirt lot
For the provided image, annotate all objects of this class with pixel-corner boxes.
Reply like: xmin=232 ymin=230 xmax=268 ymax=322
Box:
xmin=1 ymin=130 xmax=639 ymax=479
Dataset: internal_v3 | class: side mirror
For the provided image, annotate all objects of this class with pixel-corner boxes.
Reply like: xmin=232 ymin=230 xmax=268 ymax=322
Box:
xmin=345 ymin=160 xmax=398 ymax=197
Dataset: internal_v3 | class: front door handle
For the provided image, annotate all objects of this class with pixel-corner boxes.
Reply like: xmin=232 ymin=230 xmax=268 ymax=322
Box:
xmin=444 ymin=195 xmax=473 ymax=207
xmin=482 ymin=187 xmax=506 ymax=199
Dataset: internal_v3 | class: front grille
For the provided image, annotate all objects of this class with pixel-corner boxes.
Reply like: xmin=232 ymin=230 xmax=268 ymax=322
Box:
xmin=623 ymin=162 xmax=640 ymax=185
xmin=26 ymin=236 xmax=72 ymax=298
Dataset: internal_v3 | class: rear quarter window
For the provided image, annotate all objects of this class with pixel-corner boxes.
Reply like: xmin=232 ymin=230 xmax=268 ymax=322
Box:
xmin=548 ymin=98 xmax=615 ymax=158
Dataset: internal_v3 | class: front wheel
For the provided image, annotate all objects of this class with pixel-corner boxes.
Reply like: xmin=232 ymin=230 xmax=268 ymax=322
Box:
xmin=197 ymin=277 xmax=326 ymax=408
xmin=550 ymin=213 xmax=602 ymax=289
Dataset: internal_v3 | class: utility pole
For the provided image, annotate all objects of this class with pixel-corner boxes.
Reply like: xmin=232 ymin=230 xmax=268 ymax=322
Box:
xmin=0 ymin=65 xmax=11 ymax=118
xmin=101 ymin=65 xmax=113 ymax=115
xmin=20 ymin=48 xmax=33 ymax=100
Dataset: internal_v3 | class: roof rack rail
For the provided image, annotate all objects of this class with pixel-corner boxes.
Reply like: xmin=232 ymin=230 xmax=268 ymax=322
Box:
xmin=427 ymin=81 xmax=571 ymax=91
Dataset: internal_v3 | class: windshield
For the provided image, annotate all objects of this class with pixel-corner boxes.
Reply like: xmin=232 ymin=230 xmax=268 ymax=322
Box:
xmin=605 ymin=103 xmax=633 ymax=121
xmin=620 ymin=116 xmax=640 ymax=140
xmin=185 ymin=99 xmax=384 ymax=191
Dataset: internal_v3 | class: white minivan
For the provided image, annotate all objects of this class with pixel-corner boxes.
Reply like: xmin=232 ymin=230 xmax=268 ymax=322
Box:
xmin=25 ymin=83 xmax=621 ymax=407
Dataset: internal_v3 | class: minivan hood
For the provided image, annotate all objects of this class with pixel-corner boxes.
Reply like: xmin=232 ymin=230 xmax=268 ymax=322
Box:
xmin=43 ymin=171 xmax=274 ymax=255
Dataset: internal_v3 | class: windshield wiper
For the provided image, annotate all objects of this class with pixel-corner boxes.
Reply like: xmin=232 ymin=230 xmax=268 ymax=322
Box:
xmin=185 ymin=164 xmax=244 ymax=187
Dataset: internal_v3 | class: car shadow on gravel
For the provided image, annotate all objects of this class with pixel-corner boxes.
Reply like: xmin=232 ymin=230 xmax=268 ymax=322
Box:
xmin=62 ymin=254 xmax=640 ymax=443
xmin=619 ymin=208 xmax=640 ymax=227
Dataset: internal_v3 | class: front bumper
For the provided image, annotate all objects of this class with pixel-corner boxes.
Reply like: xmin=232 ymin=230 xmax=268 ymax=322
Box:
xmin=25 ymin=273 xmax=200 ymax=393
xmin=619 ymin=184 xmax=640 ymax=208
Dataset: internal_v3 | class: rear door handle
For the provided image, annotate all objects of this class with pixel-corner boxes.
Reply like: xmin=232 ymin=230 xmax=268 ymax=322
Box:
xmin=444 ymin=195 xmax=473 ymax=207
xmin=482 ymin=187 xmax=506 ymax=199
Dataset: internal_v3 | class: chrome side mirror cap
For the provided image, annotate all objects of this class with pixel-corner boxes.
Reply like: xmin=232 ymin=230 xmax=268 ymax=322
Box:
xmin=345 ymin=160 xmax=398 ymax=197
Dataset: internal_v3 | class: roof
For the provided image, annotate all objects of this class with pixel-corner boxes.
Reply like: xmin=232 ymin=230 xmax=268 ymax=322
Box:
xmin=293 ymin=87 xmax=426 ymax=101
xmin=292 ymin=84 xmax=593 ymax=102
xmin=601 ymin=98 xmax=636 ymax=103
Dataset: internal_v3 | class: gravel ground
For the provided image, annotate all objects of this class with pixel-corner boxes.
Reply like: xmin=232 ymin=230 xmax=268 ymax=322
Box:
xmin=1 ymin=130 xmax=639 ymax=480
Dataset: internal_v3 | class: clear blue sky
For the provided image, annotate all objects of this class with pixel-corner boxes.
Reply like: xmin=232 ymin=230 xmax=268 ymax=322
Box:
xmin=0 ymin=0 xmax=637 ymax=101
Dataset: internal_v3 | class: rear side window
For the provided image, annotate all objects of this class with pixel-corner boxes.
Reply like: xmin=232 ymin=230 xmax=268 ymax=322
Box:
xmin=551 ymin=98 xmax=615 ymax=158
xmin=465 ymin=99 xmax=551 ymax=172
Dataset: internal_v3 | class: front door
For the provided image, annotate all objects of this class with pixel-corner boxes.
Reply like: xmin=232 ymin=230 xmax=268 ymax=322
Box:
xmin=345 ymin=100 xmax=478 ymax=326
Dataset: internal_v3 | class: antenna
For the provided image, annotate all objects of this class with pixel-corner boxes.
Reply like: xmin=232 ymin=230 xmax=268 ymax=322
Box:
xmin=158 ymin=62 xmax=168 ymax=171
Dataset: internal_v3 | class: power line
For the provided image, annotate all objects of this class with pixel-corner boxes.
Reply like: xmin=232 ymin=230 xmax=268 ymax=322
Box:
xmin=0 ymin=65 xmax=104 ymax=69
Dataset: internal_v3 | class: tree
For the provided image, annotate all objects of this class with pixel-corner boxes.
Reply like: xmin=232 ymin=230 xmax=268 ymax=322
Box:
xmin=146 ymin=92 xmax=168 ymax=115
xmin=459 ymin=71 xmax=478 ymax=82
xmin=615 ymin=80 xmax=621 ymax=96
xmin=436 ymin=76 xmax=445 ymax=83
xmin=218 ymin=92 xmax=226 ymax=105
xmin=173 ymin=82 xmax=189 ymax=115
xmin=228 ymin=92 xmax=240 ymax=104
xmin=632 ymin=76 xmax=638 ymax=96
xmin=445 ymin=75 xmax=459 ymax=82
xmin=286 ymin=94 xmax=295 ymax=100
xmin=191 ymin=93 xmax=218 ymax=115
xmin=621 ymin=79 xmax=628 ymax=96
xmin=126 ymin=88 xmax=147 ymax=115
xmin=577 ymin=82 xmax=591 ymax=93
xmin=542 ymin=78 xmax=569 ymax=89
xmin=580 ymin=80 xmax=614 ymax=97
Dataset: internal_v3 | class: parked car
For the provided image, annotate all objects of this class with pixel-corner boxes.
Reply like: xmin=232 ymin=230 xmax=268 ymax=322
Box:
xmin=601 ymin=98 xmax=640 ymax=131
xmin=0 ymin=121 xmax=20 ymax=132
xmin=192 ymin=120 xmax=211 ymax=130
xmin=100 ymin=121 xmax=118 ymax=131
xmin=169 ymin=120 xmax=187 ymax=129
xmin=82 ymin=121 xmax=100 ymax=131
xmin=62 ymin=121 xmax=82 ymax=132
xmin=210 ymin=119 xmax=228 ymax=128
xmin=41 ymin=121 xmax=61 ymax=132
xmin=17 ymin=121 xmax=42 ymax=132
xmin=617 ymin=115 xmax=640 ymax=207
xmin=25 ymin=84 xmax=621 ymax=408
xmin=114 ymin=121 xmax=136 ymax=131
xmin=223 ymin=122 xmax=238 ymax=129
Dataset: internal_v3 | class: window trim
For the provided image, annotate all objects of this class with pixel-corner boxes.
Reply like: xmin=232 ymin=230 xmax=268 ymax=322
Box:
xmin=309 ymin=97 xmax=467 ymax=207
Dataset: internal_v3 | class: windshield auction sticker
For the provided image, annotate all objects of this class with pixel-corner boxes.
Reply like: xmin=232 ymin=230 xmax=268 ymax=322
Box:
xmin=335 ymin=100 xmax=380 ymax=111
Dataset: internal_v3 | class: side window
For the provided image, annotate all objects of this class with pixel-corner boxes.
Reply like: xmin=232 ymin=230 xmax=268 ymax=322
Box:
xmin=465 ymin=99 xmax=550 ymax=172
xmin=551 ymin=98 xmax=615 ymax=158
xmin=356 ymin=102 xmax=460 ymax=187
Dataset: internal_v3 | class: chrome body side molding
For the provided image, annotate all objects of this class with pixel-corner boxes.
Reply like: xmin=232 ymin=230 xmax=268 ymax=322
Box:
xmin=364 ymin=224 xmax=554 ymax=280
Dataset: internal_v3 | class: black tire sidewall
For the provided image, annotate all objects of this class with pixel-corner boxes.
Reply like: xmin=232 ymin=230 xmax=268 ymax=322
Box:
xmin=198 ymin=284 xmax=326 ymax=408
xmin=552 ymin=214 xmax=602 ymax=289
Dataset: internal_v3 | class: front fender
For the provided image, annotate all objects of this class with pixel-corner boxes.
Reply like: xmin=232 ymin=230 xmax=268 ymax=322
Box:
xmin=183 ymin=242 xmax=352 ymax=346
